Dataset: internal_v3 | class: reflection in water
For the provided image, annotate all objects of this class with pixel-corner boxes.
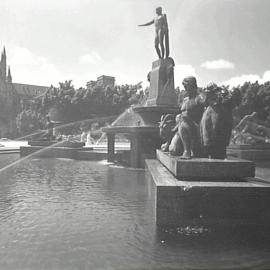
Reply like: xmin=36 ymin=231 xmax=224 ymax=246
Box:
xmin=0 ymin=155 xmax=269 ymax=269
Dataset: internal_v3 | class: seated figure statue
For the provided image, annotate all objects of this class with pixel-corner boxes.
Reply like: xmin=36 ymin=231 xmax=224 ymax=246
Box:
xmin=177 ymin=76 xmax=204 ymax=158
xmin=159 ymin=76 xmax=204 ymax=158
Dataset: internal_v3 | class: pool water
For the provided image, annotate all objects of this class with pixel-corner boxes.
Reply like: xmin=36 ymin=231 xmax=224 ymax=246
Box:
xmin=0 ymin=154 xmax=270 ymax=269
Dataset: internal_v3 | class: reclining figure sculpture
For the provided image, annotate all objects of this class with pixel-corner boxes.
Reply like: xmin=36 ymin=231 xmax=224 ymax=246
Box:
xmin=231 ymin=112 xmax=270 ymax=145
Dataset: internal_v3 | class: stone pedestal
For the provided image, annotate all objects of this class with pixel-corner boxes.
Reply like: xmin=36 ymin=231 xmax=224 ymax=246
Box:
xmin=156 ymin=150 xmax=255 ymax=181
xmin=102 ymin=126 xmax=158 ymax=168
xmin=146 ymin=159 xmax=270 ymax=227
xmin=147 ymin=57 xmax=178 ymax=106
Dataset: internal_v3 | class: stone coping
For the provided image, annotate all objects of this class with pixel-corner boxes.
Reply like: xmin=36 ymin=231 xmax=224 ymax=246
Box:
xmin=102 ymin=126 xmax=158 ymax=134
xmin=28 ymin=140 xmax=85 ymax=148
xmin=132 ymin=105 xmax=179 ymax=113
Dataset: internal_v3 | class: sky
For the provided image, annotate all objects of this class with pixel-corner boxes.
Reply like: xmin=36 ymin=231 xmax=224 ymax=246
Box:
xmin=1 ymin=0 xmax=270 ymax=89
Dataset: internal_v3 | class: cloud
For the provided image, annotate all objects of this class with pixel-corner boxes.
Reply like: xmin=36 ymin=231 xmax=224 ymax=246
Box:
xmin=174 ymin=64 xmax=198 ymax=88
xmin=223 ymin=70 xmax=270 ymax=87
xmin=79 ymin=52 xmax=101 ymax=64
xmin=8 ymin=46 xmax=65 ymax=86
xmin=201 ymin=59 xmax=235 ymax=70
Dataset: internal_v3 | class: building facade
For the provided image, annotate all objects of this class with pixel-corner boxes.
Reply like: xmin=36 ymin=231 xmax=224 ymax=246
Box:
xmin=0 ymin=47 xmax=48 ymax=137
xmin=86 ymin=75 xmax=115 ymax=90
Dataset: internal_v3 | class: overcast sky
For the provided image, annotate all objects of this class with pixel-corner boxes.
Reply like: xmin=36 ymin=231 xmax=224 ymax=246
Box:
xmin=1 ymin=0 xmax=270 ymax=89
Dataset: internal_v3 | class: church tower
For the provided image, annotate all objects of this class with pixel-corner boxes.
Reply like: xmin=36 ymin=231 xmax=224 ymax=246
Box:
xmin=7 ymin=66 xmax=12 ymax=83
xmin=0 ymin=47 xmax=7 ymax=79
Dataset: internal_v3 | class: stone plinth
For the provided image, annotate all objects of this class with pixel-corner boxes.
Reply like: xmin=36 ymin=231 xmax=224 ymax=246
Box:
xmin=146 ymin=159 xmax=270 ymax=227
xmin=227 ymin=144 xmax=270 ymax=161
xmin=147 ymin=57 xmax=178 ymax=106
xmin=102 ymin=126 xmax=159 ymax=168
xmin=156 ymin=149 xmax=255 ymax=181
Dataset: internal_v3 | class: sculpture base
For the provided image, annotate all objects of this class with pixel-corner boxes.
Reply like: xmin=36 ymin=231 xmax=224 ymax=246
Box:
xmin=147 ymin=57 xmax=178 ymax=106
xmin=227 ymin=144 xmax=270 ymax=161
xmin=156 ymin=149 xmax=255 ymax=181
xmin=146 ymin=159 xmax=270 ymax=227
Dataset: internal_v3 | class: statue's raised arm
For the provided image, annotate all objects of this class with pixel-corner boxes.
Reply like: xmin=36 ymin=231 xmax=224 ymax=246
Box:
xmin=138 ymin=20 xmax=154 ymax=27
xmin=138 ymin=7 xmax=170 ymax=59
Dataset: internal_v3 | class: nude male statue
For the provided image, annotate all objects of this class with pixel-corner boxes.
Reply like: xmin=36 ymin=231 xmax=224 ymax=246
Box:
xmin=178 ymin=76 xmax=204 ymax=158
xmin=138 ymin=7 xmax=170 ymax=59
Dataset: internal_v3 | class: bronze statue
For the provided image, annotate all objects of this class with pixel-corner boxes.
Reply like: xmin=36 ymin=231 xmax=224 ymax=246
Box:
xmin=177 ymin=76 xmax=204 ymax=159
xmin=200 ymin=83 xmax=241 ymax=159
xmin=159 ymin=114 xmax=178 ymax=152
xmin=138 ymin=7 xmax=169 ymax=59
xmin=231 ymin=112 xmax=270 ymax=145
xmin=159 ymin=76 xmax=204 ymax=158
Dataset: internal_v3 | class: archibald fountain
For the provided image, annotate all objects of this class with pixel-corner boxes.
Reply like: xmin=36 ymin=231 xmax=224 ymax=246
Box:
xmin=101 ymin=6 xmax=270 ymax=228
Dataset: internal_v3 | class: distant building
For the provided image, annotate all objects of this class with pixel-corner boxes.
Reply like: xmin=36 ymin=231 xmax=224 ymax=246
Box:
xmin=0 ymin=47 xmax=49 ymax=100
xmin=86 ymin=75 xmax=115 ymax=90
xmin=97 ymin=75 xmax=115 ymax=88
xmin=86 ymin=80 xmax=97 ymax=89
xmin=12 ymin=83 xmax=48 ymax=101
xmin=0 ymin=47 xmax=49 ymax=136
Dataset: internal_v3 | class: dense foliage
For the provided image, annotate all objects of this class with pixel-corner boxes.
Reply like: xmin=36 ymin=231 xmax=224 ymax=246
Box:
xmin=232 ymin=81 xmax=270 ymax=125
xmin=177 ymin=81 xmax=270 ymax=126
xmin=16 ymin=80 xmax=145 ymax=136
xmin=15 ymin=79 xmax=270 ymax=136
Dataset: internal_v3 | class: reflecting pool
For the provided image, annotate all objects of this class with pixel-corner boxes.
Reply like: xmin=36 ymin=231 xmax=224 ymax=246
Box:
xmin=0 ymin=155 xmax=270 ymax=269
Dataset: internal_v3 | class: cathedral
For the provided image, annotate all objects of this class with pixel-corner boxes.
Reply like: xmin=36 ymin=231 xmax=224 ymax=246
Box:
xmin=0 ymin=47 xmax=48 ymax=137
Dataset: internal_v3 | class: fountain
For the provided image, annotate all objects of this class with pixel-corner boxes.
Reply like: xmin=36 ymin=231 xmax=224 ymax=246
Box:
xmin=102 ymin=59 xmax=180 ymax=168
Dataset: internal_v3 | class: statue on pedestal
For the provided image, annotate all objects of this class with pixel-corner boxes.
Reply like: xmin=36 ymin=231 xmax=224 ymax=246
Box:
xmin=138 ymin=6 xmax=170 ymax=59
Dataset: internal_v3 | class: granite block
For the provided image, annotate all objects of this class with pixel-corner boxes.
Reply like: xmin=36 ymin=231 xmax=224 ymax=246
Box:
xmin=156 ymin=149 xmax=255 ymax=181
xmin=146 ymin=159 xmax=270 ymax=227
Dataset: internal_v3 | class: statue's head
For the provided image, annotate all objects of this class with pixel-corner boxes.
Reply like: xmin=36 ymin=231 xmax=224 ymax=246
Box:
xmin=156 ymin=6 xmax=162 ymax=15
xmin=205 ymin=82 xmax=219 ymax=105
xmin=182 ymin=76 xmax=197 ymax=96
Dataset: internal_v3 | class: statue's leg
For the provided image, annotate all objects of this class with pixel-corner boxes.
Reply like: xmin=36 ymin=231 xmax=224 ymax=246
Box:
xmin=191 ymin=125 xmax=201 ymax=157
xmin=165 ymin=31 xmax=170 ymax=58
xmin=179 ymin=121 xmax=192 ymax=159
xmin=155 ymin=35 xmax=161 ymax=59
xmin=169 ymin=133 xmax=183 ymax=155
xmin=159 ymin=31 xmax=165 ymax=59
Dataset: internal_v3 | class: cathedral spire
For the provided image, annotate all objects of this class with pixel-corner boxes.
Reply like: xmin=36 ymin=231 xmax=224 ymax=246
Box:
xmin=7 ymin=66 xmax=12 ymax=83
xmin=0 ymin=47 xmax=7 ymax=79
